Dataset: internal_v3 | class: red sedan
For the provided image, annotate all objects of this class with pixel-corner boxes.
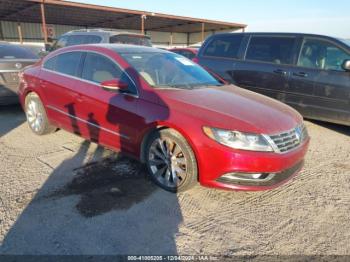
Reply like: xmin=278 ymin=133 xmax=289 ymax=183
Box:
xmin=18 ymin=44 xmax=309 ymax=192
xmin=168 ymin=48 xmax=198 ymax=61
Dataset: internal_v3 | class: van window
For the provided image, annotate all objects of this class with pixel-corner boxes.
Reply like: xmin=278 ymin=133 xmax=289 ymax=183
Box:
xmin=202 ymin=35 xmax=244 ymax=59
xmin=43 ymin=52 xmax=83 ymax=77
xmin=66 ymin=35 xmax=102 ymax=46
xmin=298 ymin=38 xmax=350 ymax=71
xmin=246 ymin=36 xmax=296 ymax=64
xmin=110 ymin=35 xmax=152 ymax=47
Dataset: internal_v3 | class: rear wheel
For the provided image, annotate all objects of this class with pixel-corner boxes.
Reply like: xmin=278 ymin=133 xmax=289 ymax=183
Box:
xmin=145 ymin=129 xmax=198 ymax=192
xmin=25 ymin=92 xmax=55 ymax=135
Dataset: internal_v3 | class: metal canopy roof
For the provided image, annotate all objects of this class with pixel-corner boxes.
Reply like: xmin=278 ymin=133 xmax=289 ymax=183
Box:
xmin=0 ymin=0 xmax=246 ymax=33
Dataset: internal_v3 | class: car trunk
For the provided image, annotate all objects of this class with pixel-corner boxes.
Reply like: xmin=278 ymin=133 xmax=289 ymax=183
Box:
xmin=0 ymin=59 xmax=38 ymax=94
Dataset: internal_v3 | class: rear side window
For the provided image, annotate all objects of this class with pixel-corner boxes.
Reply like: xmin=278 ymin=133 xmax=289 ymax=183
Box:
xmin=246 ymin=36 xmax=296 ymax=64
xmin=110 ymin=35 xmax=152 ymax=47
xmin=202 ymin=35 xmax=244 ymax=59
xmin=43 ymin=52 xmax=83 ymax=77
xmin=0 ymin=44 xmax=38 ymax=59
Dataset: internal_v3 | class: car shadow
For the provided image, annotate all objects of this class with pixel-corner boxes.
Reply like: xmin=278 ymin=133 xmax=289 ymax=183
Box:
xmin=0 ymin=69 xmax=182 ymax=255
xmin=0 ymin=104 xmax=26 ymax=137
xmin=307 ymin=119 xmax=350 ymax=136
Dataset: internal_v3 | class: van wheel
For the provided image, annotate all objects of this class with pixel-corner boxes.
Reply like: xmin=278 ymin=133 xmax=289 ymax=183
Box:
xmin=145 ymin=129 xmax=198 ymax=192
xmin=25 ymin=92 xmax=55 ymax=135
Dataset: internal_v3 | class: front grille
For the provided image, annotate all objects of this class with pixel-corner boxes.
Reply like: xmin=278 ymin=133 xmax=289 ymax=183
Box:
xmin=269 ymin=124 xmax=308 ymax=153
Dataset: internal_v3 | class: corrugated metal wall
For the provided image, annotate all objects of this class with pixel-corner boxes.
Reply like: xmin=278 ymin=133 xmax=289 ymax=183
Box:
xmin=0 ymin=20 xmax=228 ymax=46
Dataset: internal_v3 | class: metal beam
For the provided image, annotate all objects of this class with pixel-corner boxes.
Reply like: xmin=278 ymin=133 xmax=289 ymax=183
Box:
xmin=146 ymin=21 xmax=197 ymax=32
xmin=0 ymin=3 xmax=36 ymax=20
xmin=88 ymin=14 xmax=135 ymax=27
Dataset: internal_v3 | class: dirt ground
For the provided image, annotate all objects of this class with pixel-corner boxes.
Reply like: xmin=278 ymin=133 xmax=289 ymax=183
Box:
xmin=0 ymin=105 xmax=349 ymax=257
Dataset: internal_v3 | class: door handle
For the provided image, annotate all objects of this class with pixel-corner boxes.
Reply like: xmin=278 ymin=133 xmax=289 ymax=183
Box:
xmin=273 ymin=69 xmax=287 ymax=76
xmin=293 ymin=72 xmax=308 ymax=78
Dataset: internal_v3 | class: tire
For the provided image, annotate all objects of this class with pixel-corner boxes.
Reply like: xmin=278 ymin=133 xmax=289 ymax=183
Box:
xmin=25 ymin=92 xmax=56 ymax=135
xmin=145 ymin=129 xmax=198 ymax=192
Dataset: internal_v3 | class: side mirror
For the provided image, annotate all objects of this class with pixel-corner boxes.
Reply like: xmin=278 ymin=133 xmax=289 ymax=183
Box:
xmin=100 ymin=78 xmax=129 ymax=92
xmin=342 ymin=59 xmax=350 ymax=71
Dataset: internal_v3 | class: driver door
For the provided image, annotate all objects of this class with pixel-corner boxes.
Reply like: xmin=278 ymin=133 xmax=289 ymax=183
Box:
xmin=75 ymin=51 xmax=140 ymax=154
xmin=289 ymin=37 xmax=350 ymax=124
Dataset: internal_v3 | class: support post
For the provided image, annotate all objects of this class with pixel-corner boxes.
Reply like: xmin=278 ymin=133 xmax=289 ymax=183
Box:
xmin=41 ymin=0 xmax=48 ymax=43
xmin=201 ymin=22 xmax=205 ymax=42
xmin=186 ymin=32 xmax=190 ymax=47
xmin=0 ymin=22 xmax=5 ymax=40
xmin=170 ymin=32 xmax=173 ymax=46
xmin=242 ymin=27 xmax=245 ymax=32
xmin=17 ymin=23 xmax=23 ymax=44
xmin=141 ymin=14 xmax=146 ymax=35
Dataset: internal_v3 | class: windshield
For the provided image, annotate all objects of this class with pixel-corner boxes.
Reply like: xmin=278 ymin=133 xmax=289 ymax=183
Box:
xmin=120 ymin=52 xmax=221 ymax=89
xmin=0 ymin=44 xmax=38 ymax=59
xmin=110 ymin=35 xmax=152 ymax=47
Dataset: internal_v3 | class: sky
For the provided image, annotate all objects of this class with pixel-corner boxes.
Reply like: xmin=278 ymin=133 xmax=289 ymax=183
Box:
xmin=71 ymin=0 xmax=350 ymax=39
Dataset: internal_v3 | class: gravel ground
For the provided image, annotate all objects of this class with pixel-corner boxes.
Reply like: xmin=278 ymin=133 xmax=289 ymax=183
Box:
xmin=0 ymin=105 xmax=349 ymax=257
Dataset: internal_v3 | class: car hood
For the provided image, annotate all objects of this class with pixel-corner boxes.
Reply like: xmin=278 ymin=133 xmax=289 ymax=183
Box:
xmin=157 ymin=85 xmax=303 ymax=134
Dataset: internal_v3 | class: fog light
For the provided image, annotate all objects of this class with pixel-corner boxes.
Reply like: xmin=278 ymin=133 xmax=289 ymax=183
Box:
xmin=219 ymin=172 xmax=275 ymax=182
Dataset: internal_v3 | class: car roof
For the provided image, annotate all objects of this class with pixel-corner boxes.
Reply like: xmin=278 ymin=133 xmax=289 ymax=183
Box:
xmin=209 ymin=32 xmax=342 ymax=40
xmin=54 ymin=44 xmax=169 ymax=55
xmin=63 ymin=29 xmax=148 ymax=37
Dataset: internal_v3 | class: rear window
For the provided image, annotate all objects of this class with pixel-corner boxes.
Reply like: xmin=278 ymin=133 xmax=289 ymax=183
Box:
xmin=43 ymin=51 xmax=83 ymax=77
xmin=51 ymin=35 xmax=102 ymax=50
xmin=0 ymin=44 xmax=38 ymax=59
xmin=66 ymin=35 xmax=102 ymax=46
xmin=110 ymin=35 xmax=152 ymax=47
xmin=202 ymin=34 xmax=244 ymax=59
xmin=246 ymin=36 xmax=296 ymax=64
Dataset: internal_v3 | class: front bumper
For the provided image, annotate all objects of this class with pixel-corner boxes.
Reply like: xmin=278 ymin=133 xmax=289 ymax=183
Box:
xmin=197 ymin=138 xmax=310 ymax=191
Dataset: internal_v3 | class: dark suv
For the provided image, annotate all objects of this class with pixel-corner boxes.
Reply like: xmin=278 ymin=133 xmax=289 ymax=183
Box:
xmin=50 ymin=29 xmax=152 ymax=51
xmin=197 ymin=33 xmax=350 ymax=126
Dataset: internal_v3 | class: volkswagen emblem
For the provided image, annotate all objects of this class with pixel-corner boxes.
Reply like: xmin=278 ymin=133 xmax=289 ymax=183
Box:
xmin=15 ymin=63 xmax=22 ymax=69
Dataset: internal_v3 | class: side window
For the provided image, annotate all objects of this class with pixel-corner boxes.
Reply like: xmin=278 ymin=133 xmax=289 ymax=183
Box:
xmin=66 ymin=35 xmax=102 ymax=46
xmin=82 ymin=53 xmax=136 ymax=93
xmin=246 ymin=36 xmax=296 ymax=64
xmin=203 ymin=35 xmax=244 ymax=59
xmin=298 ymin=39 xmax=350 ymax=71
xmin=43 ymin=56 xmax=57 ymax=70
xmin=43 ymin=52 xmax=82 ymax=77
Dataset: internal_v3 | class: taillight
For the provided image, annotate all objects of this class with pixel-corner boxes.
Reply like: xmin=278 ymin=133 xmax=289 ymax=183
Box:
xmin=18 ymin=71 xmax=25 ymax=84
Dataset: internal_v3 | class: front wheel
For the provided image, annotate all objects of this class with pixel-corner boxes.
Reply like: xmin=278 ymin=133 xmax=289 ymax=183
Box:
xmin=145 ymin=129 xmax=198 ymax=192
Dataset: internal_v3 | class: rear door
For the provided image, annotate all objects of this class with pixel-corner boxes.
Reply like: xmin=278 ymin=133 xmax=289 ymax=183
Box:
xmin=232 ymin=35 xmax=298 ymax=100
xmin=40 ymin=51 xmax=84 ymax=130
xmin=288 ymin=37 xmax=350 ymax=124
xmin=198 ymin=34 xmax=245 ymax=83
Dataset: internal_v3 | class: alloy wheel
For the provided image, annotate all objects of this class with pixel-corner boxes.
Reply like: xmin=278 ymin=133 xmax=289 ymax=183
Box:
xmin=26 ymin=99 xmax=43 ymax=133
xmin=148 ymin=138 xmax=188 ymax=188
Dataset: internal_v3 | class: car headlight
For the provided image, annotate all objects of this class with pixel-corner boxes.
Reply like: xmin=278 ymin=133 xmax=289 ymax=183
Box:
xmin=203 ymin=127 xmax=273 ymax=152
